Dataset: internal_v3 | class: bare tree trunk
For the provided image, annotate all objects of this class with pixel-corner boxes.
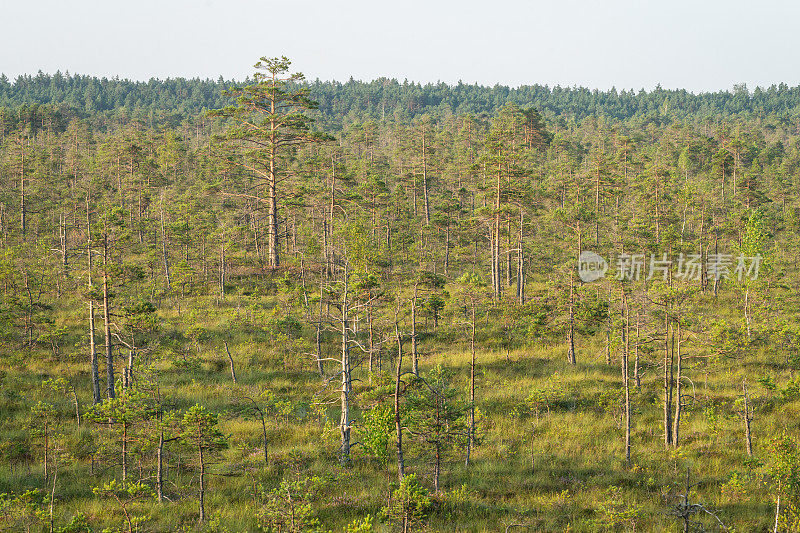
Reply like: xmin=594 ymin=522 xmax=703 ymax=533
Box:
xmin=59 ymin=212 xmax=68 ymax=270
xmin=744 ymin=288 xmax=751 ymax=339
xmin=258 ymin=409 xmax=268 ymax=464
xmin=466 ymin=302 xmax=476 ymax=466
xmin=444 ymin=225 xmax=450 ymax=277
xmin=157 ymin=432 xmax=165 ymax=502
xmin=568 ymin=271 xmax=576 ymax=365
xmin=663 ymin=314 xmax=673 ymax=446
xmin=339 ymin=271 xmax=352 ymax=465
xmin=743 ymin=380 xmax=753 ymax=457
xmin=19 ymin=137 xmax=26 ymax=237
xmin=594 ymin=164 xmax=600 ymax=245
xmin=267 ymin=132 xmax=280 ymax=268
xmin=121 ymin=423 xmax=128 ymax=483
xmin=198 ymin=441 xmax=206 ymax=522
xmin=494 ymin=167 xmax=502 ymax=299
xmin=421 ymin=131 xmax=430 ymax=226
xmin=623 ymin=290 xmax=631 ymax=463
xmin=368 ymin=305 xmax=374 ymax=380
xmin=313 ymin=286 xmax=325 ymax=378
xmin=87 ymin=199 xmax=101 ymax=405
xmin=411 ymin=285 xmax=419 ymax=375
xmin=506 ymin=217 xmax=513 ymax=287
xmin=673 ymin=321 xmax=683 ymax=447
xmin=634 ymin=309 xmax=641 ymax=389
xmin=394 ymin=317 xmax=405 ymax=480
xmin=224 ymin=341 xmax=237 ymax=384
xmin=219 ymin=231 xmax=225 ymax=296
xmin=517 ymin=210 xmax=525 ymax=304
xmin=103 ymin=232 xmax=114 ymax=399
xmin=434 ymin=442 xmax=441 ymax=493
xmin=160 ymin=194 xmax=171 ymax=291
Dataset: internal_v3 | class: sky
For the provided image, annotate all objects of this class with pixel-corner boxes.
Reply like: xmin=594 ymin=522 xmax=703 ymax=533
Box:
xmin=1 ymin=0 xmax=799 ymax=92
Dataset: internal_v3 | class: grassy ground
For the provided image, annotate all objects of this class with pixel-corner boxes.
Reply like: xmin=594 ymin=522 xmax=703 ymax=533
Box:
xmin=0 ymin=288 xmax=794 ymax=532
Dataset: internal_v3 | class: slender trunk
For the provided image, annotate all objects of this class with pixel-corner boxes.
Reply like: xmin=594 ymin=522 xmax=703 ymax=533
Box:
xmin=44 ymin=424 xmax=49 ymax=480
xmin=87 ymin=200 xmax=101 ymax=405
xmin=506 ymin=217 xmax=512 ymax=287
xmin=219 ymin=231 xmax=225 ymax=296
xmin=315 ymin=291 xmax=325 ymax=378
xmin=224 ymin=341 xmax=237 ymax=383
xmin=122 ymin=423 xmax=128 ymax=483
xmin=744 ymin=288 xmax=751 ymax=339
xmin=198 ymin=441 xmax=206 ymax=521
xmin=394 ymin=319 xmax=405 ymax=480
xmin=663 ymin=315 xmax=672 ymax=446
xmin=368 ymin=306 xmax=374 ymax=380
xmin=20 ymin=137 xmax=26 ymax=237
xmin=594 ymin=164 xmax=600 ymax=245
xmin=422 ymin=132 xmax=430 ymax=226
xmin=517 ymin=210 xmax=525 ymax=304
xmin=268 ymin=118 xmax=280 ymax=268
xmin=72 ymin=389 xmax=81 ymax=426
xmin=494 ymin=165 xmax=502 ymax=299
xmin=48 ymin=458 xmax=57 ymax=533
xmin=259 ymin=410 xmax=268 ymax=463
xmin=634 ymin=310 xmax=641 ymax=389
xmin=339 ymin=273 xmax=351 ymax=465
xmin=623 ymin=290 xmax=631 ymax=463
xmin=673 ymin=321 xmax=683 ymax=447
xmin=103 ymin=232 xmax=114 ymax=399
xmin=160 ymin=195 xmax=171 ymax=291
xmin=444 ymin=225 xmax=450 ymax=277
xmin=466 ymin=302 xmax=476 ymax=466
xmin=411 ymin=286 xmax=419 ymax=375
xmin=59 ymin=213 xmax=68 ymax=270
xmin=743 ymin=380 xmax=753 ymax=457
xmin=434 ymin=442 xmax=441 ymax=493
xmin=568 ymin=271 xmax=576 ymax=365
xmin=157 ymin=432 xmax=164 ymax=502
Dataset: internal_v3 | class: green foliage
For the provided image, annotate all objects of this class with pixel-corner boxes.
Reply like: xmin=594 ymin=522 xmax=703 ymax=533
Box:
xmin=57 ymin=513 xmax=93 ymax=533
xmin=343 ymin=515 xmax=374 ymax=532
xmin=180 ymin=404 xmax=227 ymax=453
xmin=592 ymin=485 xmax=642 ymax=531
xmin=0 ymin=489 xmax=48 ymax=531
xmin=92 ymin=479 xmax=154 ymax=533
xmin=765 ymin=433 xmax=800 ymax=531
xmin=257 ymin=469 xmax=327 ymax=533
xmin=359 ymin=405 xmax=393 ymax=466
xmin=380 ymin=474 xmax=432 ymax=532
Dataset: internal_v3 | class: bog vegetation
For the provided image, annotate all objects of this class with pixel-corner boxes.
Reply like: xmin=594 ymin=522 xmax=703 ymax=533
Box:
xmin=1 ymin=57 xmax=800 ymax=531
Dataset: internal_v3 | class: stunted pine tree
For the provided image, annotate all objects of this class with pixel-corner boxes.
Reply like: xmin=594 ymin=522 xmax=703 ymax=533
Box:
xmin=181 ymin=404 xmax=227 ymax=522
xmin=211 ymin=56 xmax=330 ymax=268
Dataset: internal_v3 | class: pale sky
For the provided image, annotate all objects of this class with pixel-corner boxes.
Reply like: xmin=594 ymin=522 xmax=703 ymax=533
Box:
xmin=2 ymin=0 xmax=799 ymax=92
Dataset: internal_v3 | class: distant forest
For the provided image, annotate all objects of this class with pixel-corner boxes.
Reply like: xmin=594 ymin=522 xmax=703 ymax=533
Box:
xmin=3 ymin=71 xmax=800 ymax=127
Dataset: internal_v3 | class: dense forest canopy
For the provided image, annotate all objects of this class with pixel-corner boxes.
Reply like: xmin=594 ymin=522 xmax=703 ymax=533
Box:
xmin=1 ymin=59 xmax=800 ymax=532
xmin=4 ymin=71 xmax=800 ymax=126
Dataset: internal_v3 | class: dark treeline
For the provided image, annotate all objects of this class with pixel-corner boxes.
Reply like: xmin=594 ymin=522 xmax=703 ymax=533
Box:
xmin=4 ymin=71 xmax=800 ymax=127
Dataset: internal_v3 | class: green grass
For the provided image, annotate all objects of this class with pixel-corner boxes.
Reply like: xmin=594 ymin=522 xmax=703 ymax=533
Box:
xmin=0 ymin=290 xmax=793 ymax=532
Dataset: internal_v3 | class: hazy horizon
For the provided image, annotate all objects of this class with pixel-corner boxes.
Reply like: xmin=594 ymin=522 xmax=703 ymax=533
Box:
xmin=1 ymin=0 xmax=798 ymax=94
